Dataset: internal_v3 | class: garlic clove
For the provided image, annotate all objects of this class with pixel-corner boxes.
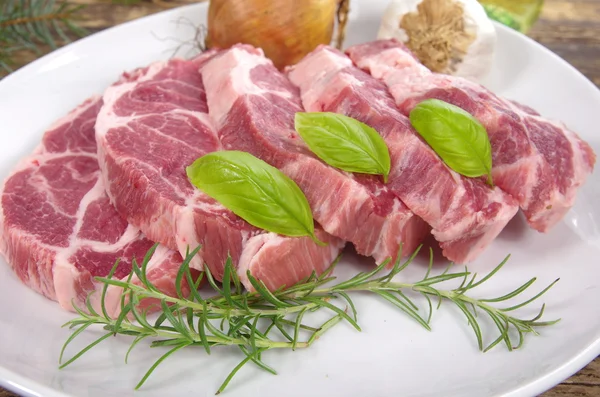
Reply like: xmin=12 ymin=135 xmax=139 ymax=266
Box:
xmin=377 ymin=0 xmax=497 ymax=82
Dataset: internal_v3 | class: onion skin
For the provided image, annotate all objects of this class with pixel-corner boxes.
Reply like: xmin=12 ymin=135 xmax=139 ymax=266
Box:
xmin=207 ymin=0 xmax=337 ymax=69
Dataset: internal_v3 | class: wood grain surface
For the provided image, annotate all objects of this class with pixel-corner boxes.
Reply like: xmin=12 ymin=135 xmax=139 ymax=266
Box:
xmin=1 ymin=0 xmax=599 ymax=396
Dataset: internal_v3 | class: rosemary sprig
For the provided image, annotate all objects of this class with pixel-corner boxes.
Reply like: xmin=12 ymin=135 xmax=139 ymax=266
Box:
xmin=59 ymin=244 xmax=560 ymax=394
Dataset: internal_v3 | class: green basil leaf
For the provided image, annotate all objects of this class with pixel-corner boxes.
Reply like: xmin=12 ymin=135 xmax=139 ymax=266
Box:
xmin=294 ymin=112 xmax=391 ymax=183
xmin=186 ymin=151 xmax=324 ymax=245
xmin=409 ymin=99 xmax=494 ymax=186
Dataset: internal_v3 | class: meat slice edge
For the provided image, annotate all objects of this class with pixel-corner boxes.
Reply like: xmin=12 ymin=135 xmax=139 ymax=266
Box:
xmin=199 ymin=44 xmax=429 ymax=266
xmin=287 ymin=46 xmax=519 ymax=263
xmin=95 ymin=55 xmax=344 ymax=291
xmin=0 ymin=97 xmax=191 ymax=316
xmin=346 ymin=39 xmax=596 ymax=232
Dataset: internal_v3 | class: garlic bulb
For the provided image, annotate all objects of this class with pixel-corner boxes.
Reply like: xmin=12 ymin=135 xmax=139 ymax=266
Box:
xmin=206 ymin=0 xmax=339 ymax=70
xmin=377 ymin=0 xmax=496 ymax=82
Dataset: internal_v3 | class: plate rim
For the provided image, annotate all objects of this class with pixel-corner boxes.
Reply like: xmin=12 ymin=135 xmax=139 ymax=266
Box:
xmin=0 ymin=4 xmax=599 ymax=397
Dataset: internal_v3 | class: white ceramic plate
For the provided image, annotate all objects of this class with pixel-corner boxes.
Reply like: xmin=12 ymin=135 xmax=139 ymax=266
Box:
xmin=0 ymin=2 xmax=599 ymax=397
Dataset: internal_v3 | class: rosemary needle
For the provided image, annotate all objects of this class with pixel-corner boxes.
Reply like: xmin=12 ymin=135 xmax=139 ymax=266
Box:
xmin=59 ymin=244 xmax=560 ymax=394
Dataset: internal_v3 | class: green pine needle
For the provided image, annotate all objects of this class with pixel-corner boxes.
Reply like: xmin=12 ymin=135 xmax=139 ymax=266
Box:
xmin=1 ymin=0 xmax=87 ymax=74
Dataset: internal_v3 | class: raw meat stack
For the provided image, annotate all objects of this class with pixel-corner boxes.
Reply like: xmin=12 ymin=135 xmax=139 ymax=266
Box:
xmin=345 ymin=39 xmax=596 ymax=232
xmin=0 ymin=98 xmax=192 ymax=316
xmin=0 ymin=38 xmax=595 ymax=314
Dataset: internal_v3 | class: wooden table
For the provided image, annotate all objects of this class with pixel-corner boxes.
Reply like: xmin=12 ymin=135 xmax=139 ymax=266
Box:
xmin=1 ymin=0 xmax=599 ymax=396
xmin=528 ymin=3 xmax=600 ymax=394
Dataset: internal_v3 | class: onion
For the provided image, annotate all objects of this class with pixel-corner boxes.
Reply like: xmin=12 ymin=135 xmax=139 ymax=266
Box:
xmin=206 ymin=0 xmax=347 ymax=69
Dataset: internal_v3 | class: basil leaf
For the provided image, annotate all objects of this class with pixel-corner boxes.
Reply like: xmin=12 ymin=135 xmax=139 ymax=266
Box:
xmin=409 ymin=99 xmax=494 ymax=186
xmin=294 ymin=112 xmax=391 ymax=183
xmin=186 ymin=151 xmax=324 ymax=245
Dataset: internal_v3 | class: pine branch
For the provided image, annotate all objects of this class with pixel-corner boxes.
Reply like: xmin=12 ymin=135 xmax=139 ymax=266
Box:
xmin=0 ymin=0 xmax=88 ymax=74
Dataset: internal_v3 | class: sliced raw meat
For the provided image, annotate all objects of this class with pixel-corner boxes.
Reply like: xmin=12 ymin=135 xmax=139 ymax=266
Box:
xmin=288 ymin=46 xmax=519 ymax=263
xmin=199 ymin=44 xmax=429 ymax=265
xmin=346 ymin=39 xmax=596 ymax=232
xmin=95 ymin=56 xmax=344 ymax=291
xmin=0 ymin=97 xmax=189 ymax=316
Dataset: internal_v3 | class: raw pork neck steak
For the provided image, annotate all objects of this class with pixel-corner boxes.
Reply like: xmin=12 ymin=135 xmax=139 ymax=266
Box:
xmin=95 ymin=56 xmax=344 ymax=291
xmin=199 ymin=44 xmax=429 ymax=265
xmin=288 ymin=46 xmax=519 ymax=264
xmin=0 ymin=97 xmax=186 ymax=315
xmin=346 ymin=39 xmax=596 ymax=232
